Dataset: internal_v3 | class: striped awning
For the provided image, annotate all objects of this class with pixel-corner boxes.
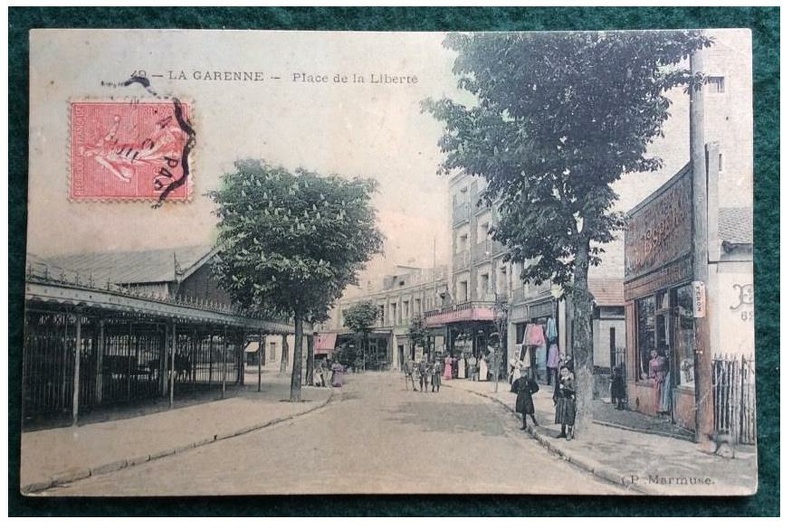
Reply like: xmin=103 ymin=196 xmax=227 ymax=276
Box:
xmin=314 ymin=332 xmax=337 ymax=352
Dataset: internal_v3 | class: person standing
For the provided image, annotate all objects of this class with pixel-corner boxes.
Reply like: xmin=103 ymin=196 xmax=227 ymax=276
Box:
xmin=432 ymin=358 xmax=443 ymax=392
xmin=467 ymin=354 xmax=478 ymax=381
xmin=610 ymin=366 xmax=627 ymax=410
xmin=418 ymin=358 xmax=430 ymax=392
xmin=511 ymin=367 xmax=540 ymax=429
xmin=403 ymin=357 xmax=417 ymax=391
xmin=443 ymin=353 xmax=453 ymax=380
xmin=479 ymin=351 xmax=489 ymax=382
xmin=648 ymin=349 xmax=670 ymax=415
xmin=553 ymin=364 xmax=576 ymax=440
xmin=330 ymin=361 xmax=344 ymax=388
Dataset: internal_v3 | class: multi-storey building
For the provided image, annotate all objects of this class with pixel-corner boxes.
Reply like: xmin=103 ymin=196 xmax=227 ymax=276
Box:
xmin=623 ymin=30 xmax=754 ymax=443
xmin=425 ymin=170 xmax=626 ymax=386
xmin=322 ymin=266 xmax=448 ymax=370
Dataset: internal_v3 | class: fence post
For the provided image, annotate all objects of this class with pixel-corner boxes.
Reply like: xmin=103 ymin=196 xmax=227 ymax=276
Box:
xmin=72 ymin=315 xmax=82 ymax=426
xmin=95 ymin=319 xmax=105 ymax=405
xmin=258 ymin=331 xmax=263 ymax=392
xmin=169 ymin=321 xmax=176 ymax=408
xmin=222 ymin=325 xmax=227 ymax=399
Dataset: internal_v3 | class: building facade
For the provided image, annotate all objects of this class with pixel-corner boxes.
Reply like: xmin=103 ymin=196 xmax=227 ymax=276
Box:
xmin=324 ymin=266 xmax=448 ymax=370
xmin=622 ymin=31 xmax=754 ymax=443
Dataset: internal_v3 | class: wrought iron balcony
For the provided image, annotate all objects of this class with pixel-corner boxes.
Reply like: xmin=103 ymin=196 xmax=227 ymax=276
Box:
xmin=423 ymin=299 xmax=496 ymax=327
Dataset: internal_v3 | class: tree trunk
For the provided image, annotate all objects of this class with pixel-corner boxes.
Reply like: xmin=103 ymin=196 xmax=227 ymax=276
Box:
xmin=362 ymin=331 xmax=369 ymax=371
xmin=290 ymin=313 xmax=304 ymax=402
xmin=571 ymin=236 xmax=595 ymax=438
xmin=280 ymin=334 xmax=288 ymax=374
xmin=305 ymin=333 xmax=315 ymax=386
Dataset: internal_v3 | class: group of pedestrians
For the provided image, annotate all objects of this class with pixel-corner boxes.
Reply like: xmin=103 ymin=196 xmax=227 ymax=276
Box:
xmin=510 ymin=363 xmax=577 ymax=441
xmin=402 ymin=354 xmax=457 ymax=393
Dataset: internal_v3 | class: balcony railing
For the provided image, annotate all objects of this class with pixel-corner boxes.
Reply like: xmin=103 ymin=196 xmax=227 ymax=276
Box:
xmin=423 ymin=299 xmax=496 ymax=319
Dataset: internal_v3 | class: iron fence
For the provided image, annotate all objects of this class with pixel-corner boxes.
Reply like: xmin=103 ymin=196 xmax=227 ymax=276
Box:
xmin=712 ymin=354 xmax=756 ymax=445
xmin=22 ymin=308 xmax=248 ymax=424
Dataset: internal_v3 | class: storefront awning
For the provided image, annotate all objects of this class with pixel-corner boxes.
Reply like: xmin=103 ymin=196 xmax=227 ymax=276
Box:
xmin=314 ymin=332 xmax=337 ymax=352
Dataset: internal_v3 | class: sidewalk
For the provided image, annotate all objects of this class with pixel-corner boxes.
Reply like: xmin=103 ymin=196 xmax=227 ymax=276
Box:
xmin=444 ymin=377 xmax=757 ymax=496
xmin=20 ymin=371 xmax=332 ymax=494
xmin=19 ymin=371 xmax=757 ymax=496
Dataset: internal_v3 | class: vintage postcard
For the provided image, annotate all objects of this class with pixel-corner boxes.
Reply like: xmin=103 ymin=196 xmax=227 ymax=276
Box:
xmin=22 ymin=28 xmax=756 ymax=496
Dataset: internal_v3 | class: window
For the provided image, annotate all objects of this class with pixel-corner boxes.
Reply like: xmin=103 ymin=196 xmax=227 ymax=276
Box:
xmin=378 ymin=305 xmax=385 ymax=326
xmin=414 ymin=298 xmax=422 ymax=314
xmin=672 ymin=285 xmax=696 ymax=388
xmin=269 ymin=342 xmax=277 ymax=362
xmin=459 ymin=233 xmax=469 ymax=249
xmin=707 ymin=76 xmax=725 ymax=93
xmin=479 ymin=220 xmax=490 ymax=240
xmin=459 ymin=280 xmax=469 ymax=302
xmin=499 ymin=266 xmax=508 ymax=295
xmin=480 ymin=272 xmax=490 ymax=295
xmin=390 ymin=303 xmax=397 ymax=325
xmin=403 ymin=300 xmax=410 ymax=322
xmin=636 ymin=296 xmax=656 ymax=380
xmin=718 ymin=153 xmax=725 ymax=173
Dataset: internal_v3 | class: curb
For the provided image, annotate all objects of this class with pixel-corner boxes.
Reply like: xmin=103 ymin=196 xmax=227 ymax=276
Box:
xmin=446 ymin=382 xmax=656 ymax=495
xmin=592 ymin=419 xmax=695 ymax=442
xmin=21 ymin=388 xmax=335 ymax=495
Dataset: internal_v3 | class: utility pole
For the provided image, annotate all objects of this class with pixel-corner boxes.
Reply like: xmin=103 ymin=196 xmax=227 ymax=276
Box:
xmin=690 ymin=47 xmax=715 ymax=446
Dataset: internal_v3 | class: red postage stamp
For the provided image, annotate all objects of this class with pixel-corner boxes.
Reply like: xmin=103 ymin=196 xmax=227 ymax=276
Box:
xmin=70 ymin=100 xmax=195 ymax=202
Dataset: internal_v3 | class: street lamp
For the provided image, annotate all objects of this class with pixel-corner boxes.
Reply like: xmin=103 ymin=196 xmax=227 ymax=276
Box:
xmin=493 ymin=296 xmax=509 ymax=394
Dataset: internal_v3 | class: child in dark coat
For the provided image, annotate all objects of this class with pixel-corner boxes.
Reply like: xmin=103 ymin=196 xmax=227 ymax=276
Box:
xmin=511 ymin=367 xmax=540 ymax=429
xmin=611 ymin=366 xmax=627 ymax=410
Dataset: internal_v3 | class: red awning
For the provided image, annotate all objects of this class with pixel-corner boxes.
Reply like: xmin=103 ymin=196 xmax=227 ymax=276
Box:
xmin=314 ymin=332 xmax=337 ymax=352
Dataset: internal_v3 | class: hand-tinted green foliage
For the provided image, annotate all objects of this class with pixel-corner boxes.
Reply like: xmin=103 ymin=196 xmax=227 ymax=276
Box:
xmin=343 ymin=300 xmax=382 ymax=335
xmin=209 ymin=159 xmax=384 ymax=321
xmin=425 ymin=31 xmax=712 ymax=435
xmin=425 ymin=31 xmax=711 ymax=287
xmin=408 ymin=314 xmax=429 ymax=348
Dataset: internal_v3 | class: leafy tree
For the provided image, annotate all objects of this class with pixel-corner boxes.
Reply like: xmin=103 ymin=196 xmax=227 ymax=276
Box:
xmin=408 ymin=315 xmax=430 ymax=362
xmin=210 ymin=160 xmax=384 ymax=401
xmin=425 ymin=31 xmax=711 ymax=436
xmin=342 ymin=300 xmax=381 ymax=371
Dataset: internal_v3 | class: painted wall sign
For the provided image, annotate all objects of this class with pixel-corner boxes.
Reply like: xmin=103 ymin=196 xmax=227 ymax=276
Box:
xmin=624 ymin=167 xmax=694 ymax=283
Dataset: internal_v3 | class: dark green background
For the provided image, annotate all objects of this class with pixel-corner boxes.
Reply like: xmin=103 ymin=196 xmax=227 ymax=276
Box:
xmin=7 ymin=6 xmax=780 ymax=517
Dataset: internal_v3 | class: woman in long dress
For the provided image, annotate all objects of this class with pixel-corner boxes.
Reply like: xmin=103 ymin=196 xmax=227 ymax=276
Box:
xmin=648 ymin=350 xmax=670 ymax=415
xmin=443 ymin=354 xmax=453 ymax=380
xmin=330 ymin=361 xmax=344 ymax=387
xmin=479 ymin=354 xmax=489 ymax=381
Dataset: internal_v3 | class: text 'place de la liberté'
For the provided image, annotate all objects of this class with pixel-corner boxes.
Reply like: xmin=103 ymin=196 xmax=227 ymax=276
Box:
xmin=162 ymin=69 xmax=419 ymax=84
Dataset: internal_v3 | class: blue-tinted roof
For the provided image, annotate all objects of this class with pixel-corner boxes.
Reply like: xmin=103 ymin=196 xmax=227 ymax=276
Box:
xmin=30 ymin=245 xmax=215 ymax=286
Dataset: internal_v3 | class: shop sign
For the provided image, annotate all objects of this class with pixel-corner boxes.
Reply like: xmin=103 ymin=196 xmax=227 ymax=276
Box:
xmin=625 ymin=167 xmax=693 ymax=282
xmin=692 ymin=281 xmax=706 ymax=318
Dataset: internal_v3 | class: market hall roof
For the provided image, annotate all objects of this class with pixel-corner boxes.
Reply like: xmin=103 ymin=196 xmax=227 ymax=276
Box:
xmin=30 ymin=245 xmax=218 ymax=286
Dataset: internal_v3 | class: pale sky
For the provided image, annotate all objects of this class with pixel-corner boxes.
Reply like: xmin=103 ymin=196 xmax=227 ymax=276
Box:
xmin=28 ymin=30 xmax=460 ymax=280
xmin=28 ymin=29 xmax=752 ymax=288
